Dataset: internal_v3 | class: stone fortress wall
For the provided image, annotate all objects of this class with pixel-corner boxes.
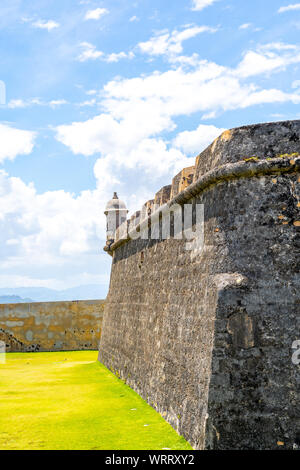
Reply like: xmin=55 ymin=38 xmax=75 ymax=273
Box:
xmin=0 ymin=299 xmax=104 ymax=352
xmin=99 ymin=120 xmax=300 ymax=450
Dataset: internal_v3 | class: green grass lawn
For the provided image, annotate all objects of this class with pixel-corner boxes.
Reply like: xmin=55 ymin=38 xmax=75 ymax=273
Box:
xmin=0 ymin=351 xmax=192 ymax=450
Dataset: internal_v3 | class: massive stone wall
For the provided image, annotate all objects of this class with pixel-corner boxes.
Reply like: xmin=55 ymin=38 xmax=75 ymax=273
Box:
xmin=99 ymin=120 xmax=300 ymax=450
xmin=0 ymin=299 xmax=104 ymax=352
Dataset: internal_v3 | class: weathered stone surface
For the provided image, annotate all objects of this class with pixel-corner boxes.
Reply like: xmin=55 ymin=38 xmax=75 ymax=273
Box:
xmin=154 ymin=185 xmax=172 ymax=207
xmin=0 ymin=299 xmax=104 ymax=352
xmin=170 ymin=166 xmax=195 ymax=199
xmin=99 ymin=120 xmax=300 ymax=450
xmin=195 ymin=120 xmax=300 ymax=178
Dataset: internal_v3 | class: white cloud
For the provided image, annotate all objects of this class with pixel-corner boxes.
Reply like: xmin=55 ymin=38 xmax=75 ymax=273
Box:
xmin=129 ymin=15 xmax=139 ymax=22
xmin=32 ymin=20 xmax=59 ymax=31
xmin=101 ymin=64 xmax=268 ymax=118
xmin=169 ymin=52 xmax=201 ymax=66
xmin=8 ymin=98 xmax=43 ymax=108
xmin=78 ymin=42 xmax=104 ymax=61
xmin=173 ymin=124 xmax=226 ymax=155
xmin=55 ymin=42 xmax=300 ymax=225
xmin=7 ymin=97 xmax=67 ymax=109
xmin=56 ymin=114 xmax=122 ymax=156
xmin=0 ymin=144 xmax=184 ymax=290
xmin=201 ymin=110 xmax=217 ymax=119
xmin=51 ymin=40 xmax=300 ymax=248
xmin=56 ymin=105 xmax=174 ymax=158
xmin=236 ymin=43 xmax=300 ymax=77
xmin=7 ymin=99 xmax=27 ymax=109
xmin=84 ymin=8 xmax=108 ymax=20
xmin=0 ymin=174 xmax=104 ymax=256
xmin=92 ymin=139 xmax=192 ymax=192
xmin=58 ymin=42 xmax=300 ymax=165
xmin=191 ymin=0 xmax=219 ymax=11
xmin=237 ymin=50 xmax=286 ymax=77
xmin=239 ymin=23 xmax=252 ymax=30
xmin=278 ymin=3 xmax=300 ymax=13
xmin=138 ymin=25 xmax=217 ymax=58
xmin=0 ymin=169 xmax=110 ymax=289
xmin=49 ymin=99 xmax=68 ymax=108
xmin=78 ymin=98 xmax=97 ymax=107
xmin=0 ymin=124 xmax=35 ymax=163
xmin=77 ymin=42 xmax=133 ymax=62
xmin=105 ymin=51 xmax=135 ymax=62
xmin=259 ymin=42 xmax=297 ymax=51
xmin=239 ymin=88 xmax=300 ymax=107
xmin=54 ymin=38 xmax=300 ymax=264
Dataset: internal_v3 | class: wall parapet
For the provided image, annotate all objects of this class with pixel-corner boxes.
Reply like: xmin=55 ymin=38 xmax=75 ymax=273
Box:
xmin=105 ymin=154 xmax=299 ymax=254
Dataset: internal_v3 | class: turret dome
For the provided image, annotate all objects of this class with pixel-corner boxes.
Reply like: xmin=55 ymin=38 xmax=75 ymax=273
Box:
xmin=104 ymin=192 xmax=128 ymax=214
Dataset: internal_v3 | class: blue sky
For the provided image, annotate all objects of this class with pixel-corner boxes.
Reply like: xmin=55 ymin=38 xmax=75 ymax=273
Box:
xmin=0 ymin=0 xmax=300 ymax=294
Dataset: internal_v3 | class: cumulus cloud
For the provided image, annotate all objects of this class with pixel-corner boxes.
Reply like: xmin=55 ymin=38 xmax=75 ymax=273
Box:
xmin=239 ymin=88 xmax=300 ymax=107
xmin=32 ymin=20 xmax=59 ymax=31
xmin=58 ymin=42 xmax=300 ymax=167
xmin=191 ymin=0 xmax=219 ymax=11
xmin=0 ymin=144 xmax=188 ymax=290
xmin=84 ymin=8 xmax=108 ymax=20
xmin=0 ymin=169 xmax=110 ymax=289
xmin=52 ymin=38 xmax=300 ymax=241
xmin=56 ymin=114 xmax=123 ymax=156
xmin=53 ymin=40 xmax=300 ymax=242
xmin=102 ymin=58 xmax=300 ymax=120
xmin=138 ymin=25 xmax=217 ymax=58
xmin=173 ymin=124 xmax=226 ymax=155
xmin=92 ymin=138 xmax=191 ymax=182
xmin=0 ymin=124 xmax=35 ymax=163
xmin=236 ymin=42 xmax=300 ymax=77
xmin=278 ymin=3 xmax=300 ymax=13
xmin=56 ymin=104 xmax=175 ymax=158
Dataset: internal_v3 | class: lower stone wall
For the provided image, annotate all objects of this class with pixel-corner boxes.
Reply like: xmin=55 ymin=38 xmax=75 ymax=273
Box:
xmin=0 ymin=299 xmax=104 ymax=352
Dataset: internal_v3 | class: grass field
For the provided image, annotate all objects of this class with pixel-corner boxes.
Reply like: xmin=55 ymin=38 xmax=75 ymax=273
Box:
xmin=0 ymin=351 xmax=192 ymax=450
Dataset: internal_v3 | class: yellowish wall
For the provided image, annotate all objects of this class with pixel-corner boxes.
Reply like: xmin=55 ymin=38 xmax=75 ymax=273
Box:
xmin=0 ymin=300 xmax=104 ymax=352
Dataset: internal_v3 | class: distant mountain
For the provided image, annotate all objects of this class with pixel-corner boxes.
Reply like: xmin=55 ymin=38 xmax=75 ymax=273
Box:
xmin=0 ymin=295 xmax=33 ymax=304
xmin=0 ymin=284 xmax=108 ymax=303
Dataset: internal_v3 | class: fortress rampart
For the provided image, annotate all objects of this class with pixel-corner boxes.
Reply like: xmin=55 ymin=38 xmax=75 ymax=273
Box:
xmin=99 ymin=120 xmax=300 ymax=450
xmin=0 ymin=299 xmax=104 ymax=352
